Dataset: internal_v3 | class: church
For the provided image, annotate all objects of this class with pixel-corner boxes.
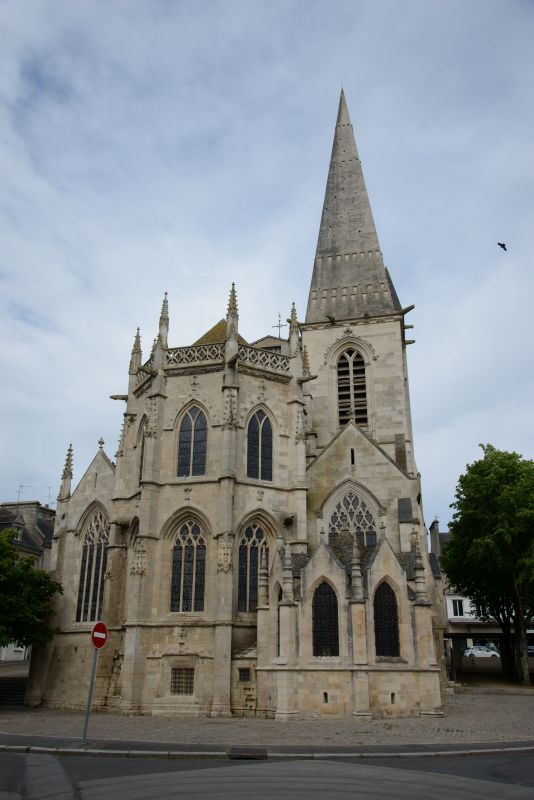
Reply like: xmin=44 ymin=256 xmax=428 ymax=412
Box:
xmin=27 ymin=91 xmax=444 ymax=719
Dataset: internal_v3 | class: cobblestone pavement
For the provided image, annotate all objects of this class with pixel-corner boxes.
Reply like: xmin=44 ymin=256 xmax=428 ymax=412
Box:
xmin=1 ymin=689 xmax=533 ymax=747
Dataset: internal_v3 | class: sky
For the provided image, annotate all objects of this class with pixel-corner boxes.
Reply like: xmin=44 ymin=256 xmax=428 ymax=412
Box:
xmin=1 ymin=0 xmax=533 ymax=529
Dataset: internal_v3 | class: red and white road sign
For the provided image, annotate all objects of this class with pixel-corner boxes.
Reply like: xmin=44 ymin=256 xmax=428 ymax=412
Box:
xmin=91 ymin=622 xmax=108 ymax=649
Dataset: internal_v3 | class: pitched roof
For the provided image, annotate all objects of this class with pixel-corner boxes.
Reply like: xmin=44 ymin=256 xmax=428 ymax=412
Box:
xmin=193 ymin=319 xmax=248 ymax=346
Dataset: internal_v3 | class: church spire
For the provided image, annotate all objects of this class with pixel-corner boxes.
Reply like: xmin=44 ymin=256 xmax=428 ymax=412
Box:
xmin=305 ymin=90 xmax=401 ymax=324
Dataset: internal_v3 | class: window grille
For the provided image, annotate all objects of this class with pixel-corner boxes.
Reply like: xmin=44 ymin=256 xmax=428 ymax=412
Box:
xmin=312 ymin=582 xmax=339 ymax=657
xmin=170 ymin=520 xmax=206 ymax=612
xmin=337 ymin=349 xmax=367 ymax=426
xmin=247 ymin=410 xmax=272 ymax=481
xmin=329 ymin=491 xmax=377 ymax=547
xmin=171 ymin=668 xmax=194 ymax=695
xmin=238 ymin=523 xmax=268 ymax=612
xmin=177 ymin=406 xmax=207 ymax=477
xmin=75 ymin=508 xmax=110 ymax=622
xmin=239 ymin=668 xmax=251 ymax=683
xmin=374 ymin=582 xmax=400 ymax=657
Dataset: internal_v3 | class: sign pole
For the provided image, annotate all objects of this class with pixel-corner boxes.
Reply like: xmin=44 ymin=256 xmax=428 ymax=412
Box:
xmin=82 ymin=646 xmax=98 ymax=744
xmin=82 ymin=621 xmax=108 ymax=745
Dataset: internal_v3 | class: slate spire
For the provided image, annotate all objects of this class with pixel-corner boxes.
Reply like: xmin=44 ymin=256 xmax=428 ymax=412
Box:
xmin=305 ymin=90 xmax=401 ymax=323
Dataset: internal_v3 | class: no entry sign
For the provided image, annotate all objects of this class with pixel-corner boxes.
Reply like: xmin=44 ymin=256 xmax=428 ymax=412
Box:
xmin=91 ymin=621 xmax=108 ymax=649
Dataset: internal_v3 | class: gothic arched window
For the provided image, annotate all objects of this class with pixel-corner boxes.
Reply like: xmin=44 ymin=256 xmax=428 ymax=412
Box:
xmin=374 ymin=582 xmax=400 ymax=657
xmin=337 ymin=349 xmax=367 ymax=426
xmin=247 ymin=410 xmax=272 ymax=481
xmin=170 ymin=520 xmax=206 ymax=612
xmin=177 ymin=406 xmax=207 ymax=477
xmin=238 ymin=523 xmax=269 ymax=612
xmin=312 ymin=582 xmax=339 ymax=657
xmin=75 ymin=508 xmax=110 ymax=622
xmin=328 ymin=491 xmax=377 ymax=547
xmin=138 ymin=429 xmax=145 ymax=485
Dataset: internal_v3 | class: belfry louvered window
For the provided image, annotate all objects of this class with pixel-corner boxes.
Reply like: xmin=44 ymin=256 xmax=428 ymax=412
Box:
xmin=374 ymin=582 xmax=400 ymax=657
xmin=312 ymin=582 xmax=339 ymax=657
xmin=177 ymin=406 xmax=207 ymax=477
xmin=247 ymin=410 xmax=272 ymax=481
xmin=76 ymin=508 xmax=110 ymax=622
xmin=337 ymin=349 xmax=367 ymax=426
xmin=238 ymin=523 xmax=268 ymax=612
xmin=170 ymin=520 xmax=206 ymax=612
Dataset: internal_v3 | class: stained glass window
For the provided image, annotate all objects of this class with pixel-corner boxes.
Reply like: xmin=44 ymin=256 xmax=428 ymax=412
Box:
xmin=247 ymin=410 xmax=272 ymax=481
xmin=177 ymin=407 xmax=207 ymax=477
xmin=237 ymin=523 xmax=268 ymax=612
xmin=170 ymin=520 xmax=206 ymax=612
xmin=75 ymin=508 xmax=110 ymax=622
xmin=337 ymin=349 xmax=367 ymax=426
xmin=312 ymin=582 xmax=339 ymax=657
xmin=374 ymin=582 xmax=400 ymax=657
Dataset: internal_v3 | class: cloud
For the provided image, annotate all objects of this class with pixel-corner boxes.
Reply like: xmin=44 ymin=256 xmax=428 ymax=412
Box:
xmin=1 ymin=0 xmax=533 ymax=528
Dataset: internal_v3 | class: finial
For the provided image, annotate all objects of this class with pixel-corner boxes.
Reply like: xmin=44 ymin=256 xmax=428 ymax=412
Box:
xmin=160 ymin=291 xmax=169 ymax=321
xmin=129 ymin=328 xmax=142 ymax=374
xmin=158 ymin=292 xmax=169 ymax=349
xmin=227 ymin=283 xmax=238 ymax=317
xmin=289 ymin=302 xmax=298 ymax=334
xmin=98 ymin=437 xmax=105 ymax=449
xmin=62 ymin=444 xmax=73 ymax=480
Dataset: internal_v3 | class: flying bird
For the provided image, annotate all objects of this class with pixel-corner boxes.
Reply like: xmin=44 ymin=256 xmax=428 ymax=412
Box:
xmin=497 ymin=242 xmax=507 ymax=251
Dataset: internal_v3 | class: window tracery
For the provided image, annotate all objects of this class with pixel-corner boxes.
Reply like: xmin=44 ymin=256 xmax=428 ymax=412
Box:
xmin=170 ymin=520 xmax=206 ymax=612
xmin=337 ymin=349 xmax=367 ymax=426
xmin=75 ymin=508 xmax=110 ymax=622
xmin=247 ymin=410 xmax=272 ymax=481
xmin=177 ymin=406 xmax=207 ymax=477
xmin=328 ymin=491 xmax=377 ymax=547
xmin=238 ymin=523 xmax=268 ymax=612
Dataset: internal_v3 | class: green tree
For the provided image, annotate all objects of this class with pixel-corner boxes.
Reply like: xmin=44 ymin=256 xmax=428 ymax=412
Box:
xmin=441 ymin=445 xmax=534 ymax=684
xmin=0 ymin=528 xmax=63 ymax=649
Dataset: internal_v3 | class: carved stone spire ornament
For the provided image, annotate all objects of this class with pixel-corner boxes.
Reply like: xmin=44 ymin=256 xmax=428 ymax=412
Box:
xmin=258 ymin=547 xmax=269 ymax=606
xmin=159 ymin=291 xmax=169 ymax=349
xmin=58 ymin=443 xmax=73 ymax=500
xmin=412 ymin=531 xmax=427 ymax=602
xmin=350 ymin=532 xmax=364 ymax=601
xmin=301 ymin=345 xmax=310 ymax=376
xmin=288 ymin=302 xmax=299 ymax=356
xmin=226 ymin=282 xmax=239 ymax=337
xmin=129 ymin=328 xmax=142 ymax=374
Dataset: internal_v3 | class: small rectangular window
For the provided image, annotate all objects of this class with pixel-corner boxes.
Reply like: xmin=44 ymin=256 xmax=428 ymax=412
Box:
xmin=171 ymin=667 xmax=194 ymax=695
xmin=452 ymin=599 xmax=464 ymax=617
xmin=350 ymin=448 xmax=355 ymax=465
xmin=239 ymin=668 xmax=251 ymax=683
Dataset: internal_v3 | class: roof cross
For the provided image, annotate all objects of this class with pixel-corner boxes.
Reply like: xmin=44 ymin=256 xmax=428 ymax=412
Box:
xmin=272 ymin=312 xmax=288 ymax=339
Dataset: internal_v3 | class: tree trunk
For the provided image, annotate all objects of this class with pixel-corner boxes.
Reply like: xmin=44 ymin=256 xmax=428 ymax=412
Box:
xmin=499 ymin=621 xmax=516 ymax=681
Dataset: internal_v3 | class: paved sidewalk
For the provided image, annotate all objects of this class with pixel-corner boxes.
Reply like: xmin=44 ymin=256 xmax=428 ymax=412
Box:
xmin=0 ymin=687 xmax=533 ymax=750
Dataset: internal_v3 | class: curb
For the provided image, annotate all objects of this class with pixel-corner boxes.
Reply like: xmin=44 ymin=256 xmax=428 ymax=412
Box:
xmin=1 ymin=742 xmax=534 ymax=760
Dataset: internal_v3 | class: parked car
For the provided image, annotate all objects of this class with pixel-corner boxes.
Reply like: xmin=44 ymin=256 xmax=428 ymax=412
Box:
xmin=527 ymin=645 xmax=534 ymax=658
xmin=464 ymin=645 xmax=499 ymax=659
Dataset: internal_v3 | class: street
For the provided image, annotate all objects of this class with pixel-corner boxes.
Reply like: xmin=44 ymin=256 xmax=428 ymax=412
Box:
xmin=1 ymin=751 xmax=534 ymax=800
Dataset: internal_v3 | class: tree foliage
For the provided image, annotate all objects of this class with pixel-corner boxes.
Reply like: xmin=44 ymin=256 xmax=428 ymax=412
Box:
xmin=0 ymin=528 xmax=63 ymax=648
xmin=441 ymin=445 xmax=534 ymax=683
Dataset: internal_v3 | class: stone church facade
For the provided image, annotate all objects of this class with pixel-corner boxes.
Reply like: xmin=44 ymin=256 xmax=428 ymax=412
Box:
xmin=27 ymin=91 xmax=444 ymax=719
